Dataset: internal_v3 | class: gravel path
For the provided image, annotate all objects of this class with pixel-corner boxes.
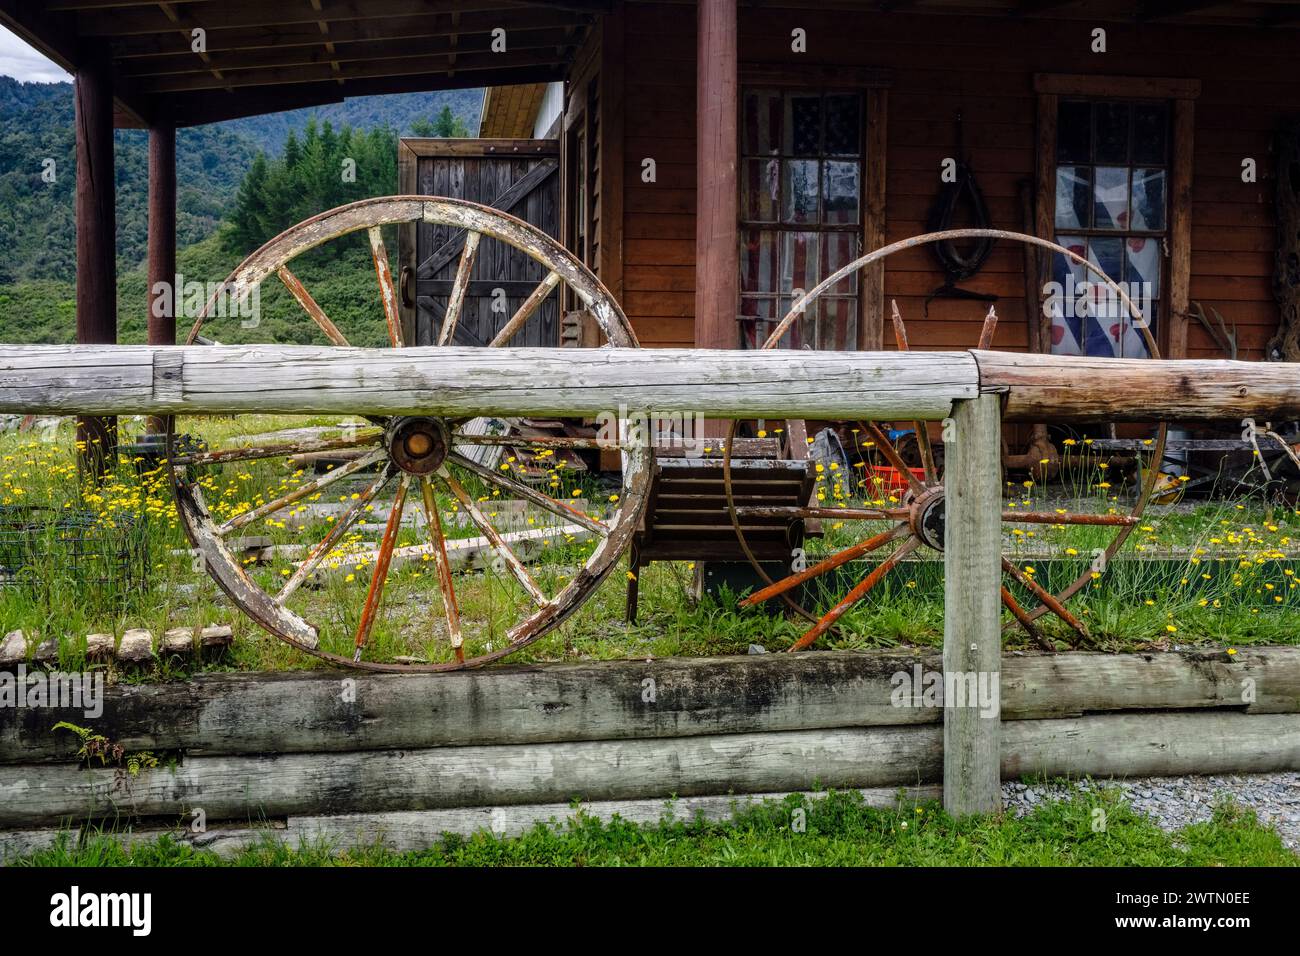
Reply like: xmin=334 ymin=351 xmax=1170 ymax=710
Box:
xmin=1002 ymin=773 xmax=1300 ymax=851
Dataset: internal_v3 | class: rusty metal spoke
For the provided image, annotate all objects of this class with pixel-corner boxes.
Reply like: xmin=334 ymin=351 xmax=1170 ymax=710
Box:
xmin=278 ymin=464 xmax=396 ymax=602
xmin=440 ymin=468 xmax=548 ymax=606
xmin=886 ymin=300 xmax=938 ymax=484
xmin=448 ymin=450 xmax=608 ymax=536
xmin=220 ymin=448 xmax=386 ymax=536
xmin=353 ymin=474 xmax=410 ymax=662
xmin=489 ymin=270 xmax=561 ymax=347
xmin=368 ymin=225 xmax=404 ymax=348
xmin=740 ymin=523 xmax=909 ymax=609
xmin=1001 ymin=557 xmax=1090 ymax=645
xmin=277 ymin=265 xmax=350 ymax=346
xmin=1003 ymin=510 xmax=1139 ymax=527
xmin=1001 ymin=586 xmax=1056 ymax=652
xmin=788 ymin=536 xmax=922 ymax=652
xmin=420 ymin=476 xmax=464 ymax=663
xmin=438 ymin=231 xmax=482 ymax=346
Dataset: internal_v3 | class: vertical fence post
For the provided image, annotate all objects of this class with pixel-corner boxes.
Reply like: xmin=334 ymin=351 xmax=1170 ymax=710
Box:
xmin=943 ymin=393 xmax=1003 ymax=816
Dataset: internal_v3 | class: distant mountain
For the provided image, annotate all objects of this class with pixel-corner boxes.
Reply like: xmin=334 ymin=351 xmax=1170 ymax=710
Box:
xmin=0 ymin=77 xmax=481 ymax=285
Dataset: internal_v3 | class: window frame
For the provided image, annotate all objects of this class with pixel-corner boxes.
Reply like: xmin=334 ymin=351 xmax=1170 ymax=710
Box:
xmin=1035 ymin=74 xmax=1199 ymax=359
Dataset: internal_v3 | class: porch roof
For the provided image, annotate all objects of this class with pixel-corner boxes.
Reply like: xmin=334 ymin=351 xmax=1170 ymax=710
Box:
xmin=0 ymin=0 xmax=605 ymax=128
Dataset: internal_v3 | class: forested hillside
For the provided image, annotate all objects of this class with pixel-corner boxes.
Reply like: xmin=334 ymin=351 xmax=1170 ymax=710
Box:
xmin=0 ymin=78 xmax=480 ymax=343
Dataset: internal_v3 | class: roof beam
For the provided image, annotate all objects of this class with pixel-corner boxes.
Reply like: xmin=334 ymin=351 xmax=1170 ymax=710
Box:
xmin=135 ymin=46 xmax=572 ymax=93
xmin=121 ymin=27 xmax=581 ymax=78
xmin=1134 ymin=0 xmax=1225 ymax=21
xmin=109 ymin=8 xmax=592 ymax=57
xmin=75 ymin=0 xmax=537 ymax=36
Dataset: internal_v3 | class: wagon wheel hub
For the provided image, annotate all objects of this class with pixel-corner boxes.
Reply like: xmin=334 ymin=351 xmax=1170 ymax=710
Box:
xmin=386 ymin=417 xmax=450 ymax=475
xmin=909 ymin=487 xmax=946 ymax=551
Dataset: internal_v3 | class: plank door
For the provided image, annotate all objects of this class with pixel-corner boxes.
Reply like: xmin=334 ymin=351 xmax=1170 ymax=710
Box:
xmin=397 ymin=139 xmax=560 ymax=347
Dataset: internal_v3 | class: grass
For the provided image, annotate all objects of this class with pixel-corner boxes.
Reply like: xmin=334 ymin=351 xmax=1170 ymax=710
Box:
xmin=8 ymin=788 xmax=1296 ymax=867
xmin=2 ymin=414 xmax=1299 ymax=674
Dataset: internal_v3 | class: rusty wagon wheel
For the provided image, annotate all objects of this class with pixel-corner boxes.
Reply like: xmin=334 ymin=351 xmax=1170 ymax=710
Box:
xmin=168 ymin=196 xmax=649 ymax=672
xmin=724 ymin=228 xmax=1168 ymax=651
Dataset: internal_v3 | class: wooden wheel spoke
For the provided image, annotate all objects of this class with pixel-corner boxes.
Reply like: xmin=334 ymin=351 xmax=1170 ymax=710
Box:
xmin=420 ymin=477 xmax=464 ymax=662
xmin=277 ymin=265 xmax=350 ymax=346
xmin=865 ymin=421 xmax=928 ymax=496
xmin=889 ymin=298 xmax=910 ymax=351
xmin=977 ymin=303 xmax=999 ymax=350
xmin=220 ymin=448 xmax=386 ymax=536
xmin=170 ymin=430 xmax=382 ymax=467
xmin=1001 ymin=557 xmax=1090 ymax=644
xmin=440 ymin=468 xmax=548 ymax=606
xmin=353 ymin=475 xmax=410 ymax=661
xmin=788 ymin=536 xmax=922 ymax=652
xmin=489 ymin=270 xmax=561 ymax=347
xmin=277 ymin=464 xmax=396 ymax=602
xmin=1003 ymin=510 xmax=1139 ymax=527
xmin=369 ymin=226 xmax=404 ymax=348
xmin=740 ymin=523 xmax=909 ymax=608
xmin=438 ymin=231 xmax=482 ymax=346
xmin=448 ymin=451 xmax=609 ymax=536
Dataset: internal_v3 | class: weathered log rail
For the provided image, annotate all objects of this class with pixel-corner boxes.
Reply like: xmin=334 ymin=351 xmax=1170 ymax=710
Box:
xmin=2 ymin=343 xmax=1300 ymax=821
xmin=3 ymin=345 xmax=1299 ymax=423
xmin=0 ymin=649 xmax=1297 ymax=854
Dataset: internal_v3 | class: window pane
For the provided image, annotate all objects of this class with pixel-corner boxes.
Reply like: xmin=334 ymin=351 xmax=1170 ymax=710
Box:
xmin=1049 ymin=235 xmax=1088 ymax=355
xmin=741 ymin=158 xmax=780 ymax=222
xmin=823 ymin=160 xmax=860 ymax=224
xmin=1126 ymin=236 xmax=1161 ymax=300
xmin=1094 ymin=102 xmax=1130 ymax=163
xmin=739 ymin=298 xmax=779 ymax=349
xmin=1057 ymin=100 xmax=1092 ymax=162
xmin=1088 ymin=236 xmax=1125 ymax=286
xmin=1092 ymin=166 xmax=1130 ymax=230
xmin=782 ymin=160 xmax=820 ymax=223
xmin=822 ymin=232 xmax=859 ymax=295
xmin=740 ymin=229 xmax=779 ymax=294
xmin=742 ymin=89 xmax=782 ymax=156
xmin=782 ymin=231 xmax=820 ymax=293
xmin=784 ymin=93 xmax=822 ymax=156
xmin=818 ymin=298 xmax=858 ymax=351
xmin=1132 ymin=103 xmax=1168 ymax=165
xmin=1055 ymin=165 xmax=1091 ymax=229
xmin=1131 ymin=168 xmax=1166 ymax=230
xmin=823 ymin=94 xmax=861 ymax=155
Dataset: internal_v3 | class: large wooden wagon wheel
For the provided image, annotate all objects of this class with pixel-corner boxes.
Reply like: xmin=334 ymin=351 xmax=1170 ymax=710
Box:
xmin=168 ymin=196 xmax=649 ymax=672
xmin=724 ymin=229 xmax=1168 ymax=651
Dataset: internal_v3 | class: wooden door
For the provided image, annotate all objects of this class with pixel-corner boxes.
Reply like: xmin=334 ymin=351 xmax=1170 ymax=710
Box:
xmin=397 ymin=139 xmax=560 ymax=346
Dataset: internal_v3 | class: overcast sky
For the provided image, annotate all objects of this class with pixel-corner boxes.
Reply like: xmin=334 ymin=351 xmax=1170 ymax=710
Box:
xmin=0 ymin=24 xmax=71 ymax=83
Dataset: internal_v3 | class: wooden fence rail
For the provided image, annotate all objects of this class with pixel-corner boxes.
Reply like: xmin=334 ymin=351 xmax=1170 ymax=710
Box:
xmin=3 ymin=342 xmax=1300 ymax=819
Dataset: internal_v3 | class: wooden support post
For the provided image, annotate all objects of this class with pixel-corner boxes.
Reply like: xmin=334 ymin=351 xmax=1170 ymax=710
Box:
xmin=942 ymin=393 xmax=1002 ymax=816
xmin=694 ymin=0 xmax=737 ymax=353
xmin=74 ymin=51 xmax=117 ymax=477
xmin=146 ymin=120 xmax=176 ymax=437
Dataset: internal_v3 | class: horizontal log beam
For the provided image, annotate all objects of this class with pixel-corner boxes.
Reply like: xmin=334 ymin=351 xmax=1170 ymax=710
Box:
xmin=4 ymin=712 xmax=1297 ymax=827
xmin=975 ymin=350 xmax=1300 ymax=423
xmin=0 ymin=345 xmax=978 ymax=421
xmin=3 ymin=648 xmax=1293 ymax=763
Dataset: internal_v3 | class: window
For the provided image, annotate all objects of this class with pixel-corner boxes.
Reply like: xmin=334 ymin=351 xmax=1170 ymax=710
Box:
xmin=738 ymin=89 xmax=863 ymax=350
xmin=1050 ymin=99 xmax=1169 ymax=358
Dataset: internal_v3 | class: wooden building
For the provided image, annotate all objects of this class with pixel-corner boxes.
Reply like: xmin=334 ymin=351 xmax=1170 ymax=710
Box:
xmin=2 ymin=0 xmax=1297 ymax=368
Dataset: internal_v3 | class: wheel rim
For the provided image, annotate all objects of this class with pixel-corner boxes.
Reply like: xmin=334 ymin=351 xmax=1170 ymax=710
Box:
xmin=724 ymin=228 xmax=1168 ymax=650
xmin=170 ymin=196 xmax=650 ymax=671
